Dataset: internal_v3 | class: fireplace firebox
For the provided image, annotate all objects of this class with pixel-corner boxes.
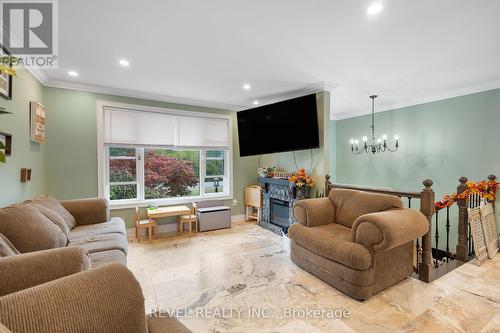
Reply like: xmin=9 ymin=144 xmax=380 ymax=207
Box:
xmin=270 ymin=198 xmax=290 ymax=231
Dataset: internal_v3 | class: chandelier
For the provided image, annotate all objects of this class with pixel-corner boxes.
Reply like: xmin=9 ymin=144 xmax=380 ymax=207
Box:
xmin=350 ymin=95 xmax=399 ymax=154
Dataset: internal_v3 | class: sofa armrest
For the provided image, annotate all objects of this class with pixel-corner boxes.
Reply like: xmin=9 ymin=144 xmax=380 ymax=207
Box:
xmin=0 ymin=264 xmax=147 ymax=333
xmin=351 ymin=209 xmax=429 ymax=252
xmin=292 ymin=197 xmax=336 ymax=228
xmin=0 ymin=247 xmax=90 ymax=296
xmin=60 ymin=198 xmax=110 ymax=226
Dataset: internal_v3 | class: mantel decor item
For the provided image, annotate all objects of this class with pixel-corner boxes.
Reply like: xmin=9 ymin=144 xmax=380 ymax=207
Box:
xmin=0 ymin=132 xmax=12 ymax=163
xmin=350 ymin=95 xmax=399 ymax=155
xmin=30 ymin=101 xmax=46 ymax=144
xmin=0 ymin=46 xmax=15 ymax=100
xmin=288 ymin=168 xmax=315 ymax=200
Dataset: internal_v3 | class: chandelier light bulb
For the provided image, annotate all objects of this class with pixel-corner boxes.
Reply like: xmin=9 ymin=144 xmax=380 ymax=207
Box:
xmin=354 ymin=140 xmax=359 ymax=145
xmin=362 ymin=136 xmax=368 ymax=142
xmin=350 ymin=139 xmax=354 ymax=144
xmin=377 ymin=138 xmax=382 ymax=143
xmin=394 ymin=135 xmax=399 ymax=140
xmin=382 ymin=134 xmax=387 ymax=140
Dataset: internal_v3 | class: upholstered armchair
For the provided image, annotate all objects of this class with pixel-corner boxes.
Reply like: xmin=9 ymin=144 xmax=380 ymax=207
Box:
xmin=289 ymin=188 xmax=429 ymax=300
xmin=0 ymin=247 xmax=190 ymax=333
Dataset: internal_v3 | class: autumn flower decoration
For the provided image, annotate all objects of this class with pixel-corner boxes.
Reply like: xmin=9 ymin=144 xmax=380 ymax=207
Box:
xmin=288 ymin=168 xmax=315 ymax=188
xmin=435 ymin=179 xmax=499 ymax=211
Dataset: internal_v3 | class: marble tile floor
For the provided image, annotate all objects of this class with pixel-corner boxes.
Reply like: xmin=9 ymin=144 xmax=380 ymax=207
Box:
xmin=127 ymin=221 xmax=500 ymax=333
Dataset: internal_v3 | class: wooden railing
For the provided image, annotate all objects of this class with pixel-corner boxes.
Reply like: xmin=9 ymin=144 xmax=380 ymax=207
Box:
xmin=324 ymin=174 xmax=497 ymax=283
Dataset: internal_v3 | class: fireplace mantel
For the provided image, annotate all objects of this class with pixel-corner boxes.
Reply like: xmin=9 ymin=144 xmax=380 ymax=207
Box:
xmin=258 ymin=177 xmax=301 ymax=235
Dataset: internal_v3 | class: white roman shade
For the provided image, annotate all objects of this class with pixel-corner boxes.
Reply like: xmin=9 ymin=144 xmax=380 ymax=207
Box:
xmin=178 ymin=116 xmax=229 ymax=148
xmin=103 ymin=107 xmax=230 ymax=148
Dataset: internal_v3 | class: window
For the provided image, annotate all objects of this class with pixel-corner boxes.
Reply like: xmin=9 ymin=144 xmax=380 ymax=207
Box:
xmin=98 ymin=102 xmax=232 ymax=206
xmin=108 ymin=148 xmax=138 ymax=200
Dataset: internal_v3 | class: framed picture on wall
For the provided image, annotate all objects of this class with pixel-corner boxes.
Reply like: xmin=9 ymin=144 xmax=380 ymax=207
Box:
xmin=0 ymin=45 xmax=13 ymax=100
xmin=30 ymin=102 xmax=46 ymax=144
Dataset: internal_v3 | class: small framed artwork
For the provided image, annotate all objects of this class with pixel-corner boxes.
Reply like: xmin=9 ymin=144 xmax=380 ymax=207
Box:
xmin=0 ymin=132 xmax=12 ymax=156
xmin=30 ymin=101 xmax=46 ymax=144
xmin=0 ymin=46 xmax=13 ymax=100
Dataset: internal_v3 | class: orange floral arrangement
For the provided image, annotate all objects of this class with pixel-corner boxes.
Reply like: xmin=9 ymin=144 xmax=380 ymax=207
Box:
xmin=435 ymin=179 xmax=499 ymax=211
xmin=288 ymin=168 xmax=315 ymax=188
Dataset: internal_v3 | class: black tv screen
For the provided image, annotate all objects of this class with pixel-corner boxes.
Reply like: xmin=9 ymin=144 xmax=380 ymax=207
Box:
xmin=237 ymin=93 xmax=320 ymax=157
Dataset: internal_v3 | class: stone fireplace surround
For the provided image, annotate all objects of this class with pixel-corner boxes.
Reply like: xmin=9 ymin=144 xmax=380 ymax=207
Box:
xmin=258 ymin=177 xmax=301 ymax=235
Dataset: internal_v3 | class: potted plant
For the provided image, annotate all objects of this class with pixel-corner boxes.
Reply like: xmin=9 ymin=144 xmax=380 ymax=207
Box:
xmin=288 ymin=168 xmax=315 ymax=199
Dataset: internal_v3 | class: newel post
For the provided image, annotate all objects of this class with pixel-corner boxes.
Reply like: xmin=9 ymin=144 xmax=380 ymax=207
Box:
xmin=488 ymin=175 xmax=497 ymax=207
xmin=324 ymin=175 xmax=332 ymax=198
xmin=456 ymin=177 xmax=469 ymax=262
xmin=419 ymin=179 xmax=434 ymax=283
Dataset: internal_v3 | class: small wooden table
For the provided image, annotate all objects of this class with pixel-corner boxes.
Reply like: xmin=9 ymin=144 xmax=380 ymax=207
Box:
xmin=146 ymin=205 xmax=193 ymax=236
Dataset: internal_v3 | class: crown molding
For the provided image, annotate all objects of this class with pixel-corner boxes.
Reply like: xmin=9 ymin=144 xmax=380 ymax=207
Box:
xmin=24 ymin=66 xmax=48 ymax=84
xmin=37 ymin=77 xmax=338 ymax=113
xmin=332 ymin=81 xmax=500 ymax=121
xmin=42 ymin=79 xmax=247 ymax=111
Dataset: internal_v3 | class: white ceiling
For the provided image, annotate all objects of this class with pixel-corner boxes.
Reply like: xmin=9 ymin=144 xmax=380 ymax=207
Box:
xmin=37 ymin=0 xmax=500 ymax=119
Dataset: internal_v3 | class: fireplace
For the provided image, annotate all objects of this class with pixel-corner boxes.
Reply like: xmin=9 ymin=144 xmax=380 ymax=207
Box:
xmin=258 ymin=177 xmax=304 ymax=235
xmin=270 ymin=198 xmax=290 ymax=231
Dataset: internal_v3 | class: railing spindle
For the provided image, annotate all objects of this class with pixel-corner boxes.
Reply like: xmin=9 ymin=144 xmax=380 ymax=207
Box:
xmin=434 ymin=212 xmax=439 ymax=267
xmin=445 ymin=206 xmax=450 ymax=263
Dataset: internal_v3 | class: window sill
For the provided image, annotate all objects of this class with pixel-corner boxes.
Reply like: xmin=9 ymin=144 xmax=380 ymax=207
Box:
xmin=109 ymin=194 xmax=234 ymax=210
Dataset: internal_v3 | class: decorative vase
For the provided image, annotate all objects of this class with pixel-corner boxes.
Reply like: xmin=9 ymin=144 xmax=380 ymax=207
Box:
xmin=296 ymin=186 xmax=309 ymax=200
xmin=258 ymin=170 xmax=268 ymax=178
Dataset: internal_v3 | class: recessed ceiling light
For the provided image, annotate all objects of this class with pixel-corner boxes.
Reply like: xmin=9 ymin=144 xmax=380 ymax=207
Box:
xmin=119 ymin=59 xmax=130 ymax=67
xmin=366 ymin=3 xmax=383 ymax=16
xmin=68 ymin=71 xmax=79 ymax=77
xmin=243 ymin=84 xmax=251 ymax=90
xmin=253 ymin=100 xmax=259 ymax=106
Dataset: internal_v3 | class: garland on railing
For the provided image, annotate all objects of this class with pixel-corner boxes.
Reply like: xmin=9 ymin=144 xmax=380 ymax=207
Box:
xmin=435 ymin=180 xmax=499 ymax=211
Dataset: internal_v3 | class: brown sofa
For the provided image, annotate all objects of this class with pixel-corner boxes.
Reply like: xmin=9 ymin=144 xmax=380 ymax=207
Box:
xmin=0 ymin=247 xmax=191 ymax=333
xmin=0 ymin=196 xmax=127 ymax=267
xmin=289 ymin=188 xmax=429 ymax=300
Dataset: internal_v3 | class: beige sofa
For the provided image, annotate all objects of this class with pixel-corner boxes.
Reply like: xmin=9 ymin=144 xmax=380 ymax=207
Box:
xmin=0 ymin=247 xmax=190 ymax=333
xmin=0 ymin=196 xmax=127 ymax=267
xmin=289 ymin=188 xmax=429 ymax=300
xmin=0 ymin=196 xmax=191 ymax=332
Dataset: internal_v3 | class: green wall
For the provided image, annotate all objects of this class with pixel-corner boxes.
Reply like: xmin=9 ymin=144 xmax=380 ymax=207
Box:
xmin=335 ymin=88 xmax=500 ymax=243
xmin=0 ymin=69 xmax=45 ymax=207
xmin=43 ymin=87 xmax=259 ymax=228
xmin=260 ymin=91 xmax=332 ymax=196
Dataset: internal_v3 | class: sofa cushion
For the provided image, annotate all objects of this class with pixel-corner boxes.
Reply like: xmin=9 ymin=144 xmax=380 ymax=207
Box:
xmin=68 ymin=233 xmax=128 ymax=255
xmin=29 ymin=204 xmax=71 ymax=237
xmin=89 ymin=249 xmax=127 ymax=268
xmin=69 ymin=217 xmax=126 ymax=241
xmin=0 ymin=233 xmax=19 ymax=257
xmin=288 ymin=223 xmax=371 ymax=270
xmin=0 ymin=204 xmax=67 ymax=253
xmin=27 ymin=196 xmax=77 ymax=230
xmin=329 ymin=189 xmax=403 ymax=228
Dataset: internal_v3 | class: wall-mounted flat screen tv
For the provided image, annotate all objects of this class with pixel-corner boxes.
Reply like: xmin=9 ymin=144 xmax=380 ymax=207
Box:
xmin=237 ymin=93 xmax=319 ymax=157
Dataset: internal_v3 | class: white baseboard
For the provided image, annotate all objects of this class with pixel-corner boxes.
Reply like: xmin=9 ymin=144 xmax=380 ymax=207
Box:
xmin=231 ymin=214 xmax=246 ymax=222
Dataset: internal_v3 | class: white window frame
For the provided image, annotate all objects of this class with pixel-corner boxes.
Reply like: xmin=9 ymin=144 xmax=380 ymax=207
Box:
xmin=96 ymin=100 xmax=233 ymax=209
